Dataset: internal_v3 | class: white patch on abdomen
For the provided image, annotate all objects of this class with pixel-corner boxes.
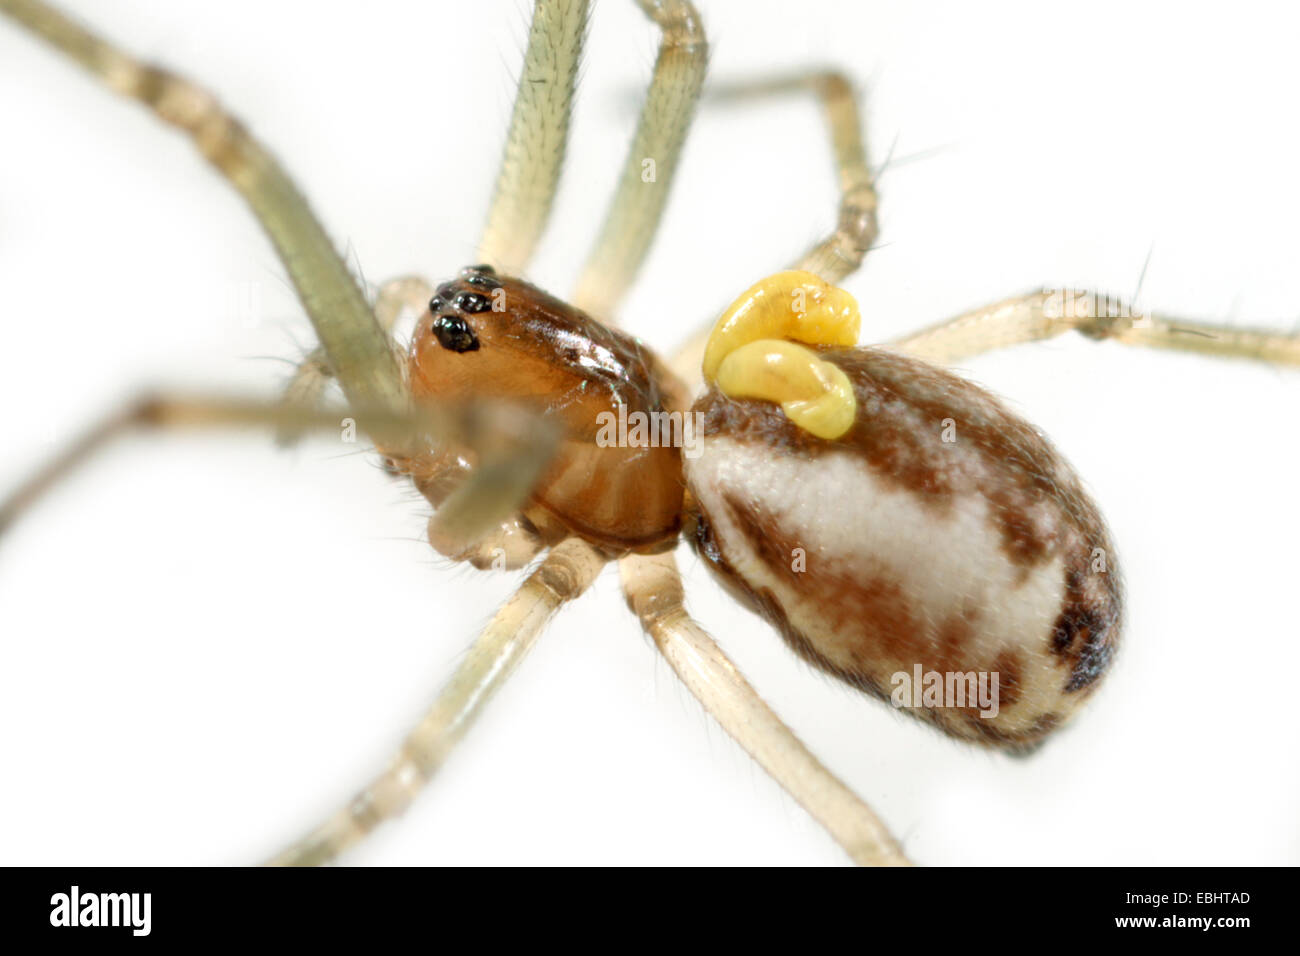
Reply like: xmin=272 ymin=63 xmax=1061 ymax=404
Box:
xmin=687 ymin=436 xmax=1072 ymax=737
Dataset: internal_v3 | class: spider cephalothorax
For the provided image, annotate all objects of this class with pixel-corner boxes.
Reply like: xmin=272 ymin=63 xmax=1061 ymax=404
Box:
xmin=409 ymin=265 xmax=689 ymax=554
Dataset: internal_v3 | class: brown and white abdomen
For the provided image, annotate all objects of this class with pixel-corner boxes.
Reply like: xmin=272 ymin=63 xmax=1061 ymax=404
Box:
xmin=686 ymin=346 xmax=1121 ymax=750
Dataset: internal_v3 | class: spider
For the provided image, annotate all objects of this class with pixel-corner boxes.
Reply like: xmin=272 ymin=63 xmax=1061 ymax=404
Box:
xmin=2 ymin=0 xmax=1298 ymax=866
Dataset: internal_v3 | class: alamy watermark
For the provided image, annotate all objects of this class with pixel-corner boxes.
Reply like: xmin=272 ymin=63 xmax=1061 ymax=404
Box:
xmin=1042 ymin=287 xmax=1152 ymax=328
xmin=891 ymin=664 xmax=1000 ymax=719
xmin=50 ymin=885 xmax=151 ymax=936
xmin=595 ymin=405 xmax=705 ymax=459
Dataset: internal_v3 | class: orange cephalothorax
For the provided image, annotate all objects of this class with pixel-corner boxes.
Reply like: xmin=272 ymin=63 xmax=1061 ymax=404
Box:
xmin=408 ymin=266 xmax=687 ymax=553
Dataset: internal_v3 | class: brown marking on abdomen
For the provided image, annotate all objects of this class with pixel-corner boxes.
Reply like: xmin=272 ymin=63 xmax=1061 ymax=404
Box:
xmin=688 ymin=345 xmax=1124 ymax=749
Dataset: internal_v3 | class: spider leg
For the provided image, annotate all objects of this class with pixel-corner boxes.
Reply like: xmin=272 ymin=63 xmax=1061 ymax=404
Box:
xmin=889 ymin=289 xmax=1300 ymax=367
xmin=571 ymin=0 xmax=707 ymax=322
xmin=266 ymin=537 xmax=606 ymax=866
xmin=431 ymin=514 xmax=545 ymax=571
xmin=0 ymin=0 xmax=404 ymax=413
xmin=277 ymin=277 xmax=434 ymax=447
xmin=619 ymin=552 xmax=912 ymax=866
xmin=409 ymin=451 xmax=548 ymax=571
xmin=275 ymin=275 xmax=550 ymax=568
xmin=724 ymin=72 xmax=881 ymax=285
xmin=623 ymin=84 xmax=889 ymax=854
xmin=477 ymin=0 xmax=590 ymax=275
xmin=668 ymin=70 xmax=878 ymax=383
xmin=0 ymin=394 xmax=559 ymax=554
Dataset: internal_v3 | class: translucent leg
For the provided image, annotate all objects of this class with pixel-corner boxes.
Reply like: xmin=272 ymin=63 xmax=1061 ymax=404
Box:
xmin=429 ymin=514 xmax=544 ymax=571
xmin=266 ymin=537 xmax=606 ymax=865
xmin=0 ymin=0 xmax=404 ymax=412
xmin=277 ymin=276 xmax=433 ymax=446
xmin=889 ymin=289 xmax=1300 ymax=367
xmin=571 ymin=0 xmax=707 ymax=321
xmin=669 ymin=70 xmax=877 ymax=383
xmin=0 ymin=393 xmax=560 ymax=554
xmin=413 ymin=451 xmax=546 ymax=571
xmin=619 ymin=552 xmax=912 ymax=866
xmin=477 ymin=0 xmax=590 ymax=275
xmin=274 ymin=270 xmax=550 ymax=566
xmin=717 ymin=71 xmax=880 ymax=284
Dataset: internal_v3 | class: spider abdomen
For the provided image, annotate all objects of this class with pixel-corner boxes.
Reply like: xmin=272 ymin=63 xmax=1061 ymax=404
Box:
xmin=409 ymin=268 xmax=688 ymax=553
xmin=686 ymin=346 xmax=1122 ymax=749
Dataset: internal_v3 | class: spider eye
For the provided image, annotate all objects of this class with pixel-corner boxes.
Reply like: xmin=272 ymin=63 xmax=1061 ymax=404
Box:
xmin=431 ymin=314 xmax=479 ymax=353
xmin=455 ymin=291 xmax=492 ymax=314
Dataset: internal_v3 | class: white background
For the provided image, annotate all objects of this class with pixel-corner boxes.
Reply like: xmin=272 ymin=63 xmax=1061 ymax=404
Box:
xmin=1 ymin=0 xmax=1298 ymax=866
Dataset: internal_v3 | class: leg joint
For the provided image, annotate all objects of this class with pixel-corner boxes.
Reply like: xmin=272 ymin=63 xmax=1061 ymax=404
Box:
xmin=640 ymin=0 xmax=707 ymax=54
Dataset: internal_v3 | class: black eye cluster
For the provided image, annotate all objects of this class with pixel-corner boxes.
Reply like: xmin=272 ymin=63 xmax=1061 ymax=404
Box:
xmin=428 ymin=265 xmax=501 ymax=353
